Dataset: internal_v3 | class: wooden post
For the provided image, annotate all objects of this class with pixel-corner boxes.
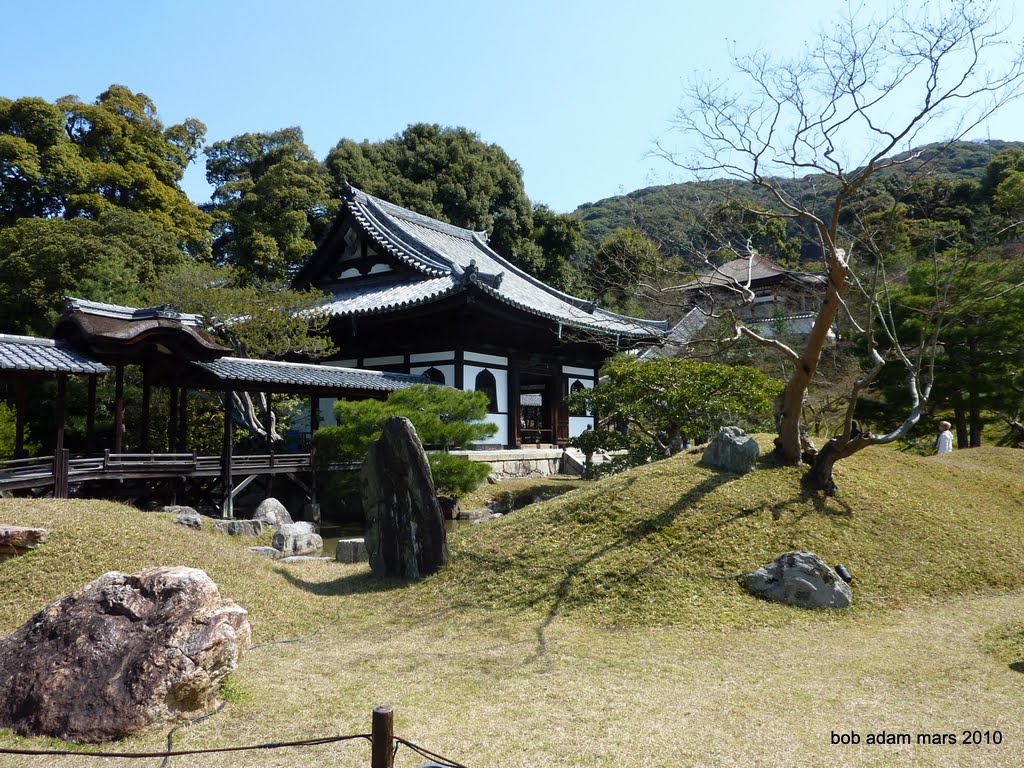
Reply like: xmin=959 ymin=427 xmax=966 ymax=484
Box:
xmin=177 ymin=388 xmax=188 ymax=452
xmin=54 ymin=375 xmax=67 ymax=460
xmin=508 ymin=362 xmax=520 ymax=448
xmin=13 ymin=380 xmax=27 ymax=459
xmin=309 ymin=393 xmax=320 ymax=436
xmin=56 ymin=448 xmax=70 ymax=500
xmin=221 ymin=390 xmax=234 ymax=519
xmin=113 ymin=365 xmax=125 ymax=453
xmin=140 ymin=366 xmax=151 ymax=452
xmin=85 ymin=375 xmax=97 ymax=454
xmin=371 ymin=706 xmax=394 ymax=768
xmin=168 ymin=386 xmax=179 ymax=453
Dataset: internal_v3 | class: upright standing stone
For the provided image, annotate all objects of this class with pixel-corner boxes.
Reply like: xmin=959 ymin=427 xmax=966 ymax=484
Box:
xmin=361 ymin=416 xmax=448 ymax=579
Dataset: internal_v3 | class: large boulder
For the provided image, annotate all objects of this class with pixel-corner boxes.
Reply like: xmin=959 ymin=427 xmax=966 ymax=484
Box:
xmin=361 ymin=416 xmax=448 ymax=579
xmin=0 ymin=525 xmax=48 ymax=562
xmin=272 ymin=522 xmax=323 ymax=557
xmin=744 ymin=551 xmax=852 ymax=609
xmin=253 ymin=498 xmax=293 ymax=529
xmin=700 ymin=426 xmax=760 ymax=474
xmin=0 ymin=566 xmax=250 ymax=742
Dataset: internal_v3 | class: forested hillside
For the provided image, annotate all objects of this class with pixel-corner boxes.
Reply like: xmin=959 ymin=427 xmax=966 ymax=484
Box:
xmin=573 ymin=140 xmax=1024 ymax=261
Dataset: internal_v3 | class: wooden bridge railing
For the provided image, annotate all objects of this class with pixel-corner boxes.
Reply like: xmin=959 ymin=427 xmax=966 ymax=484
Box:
xmin=0 ymin=450 xmax=316 ymax=495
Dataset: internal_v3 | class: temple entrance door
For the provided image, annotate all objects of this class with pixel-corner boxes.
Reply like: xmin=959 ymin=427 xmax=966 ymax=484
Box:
xmin=518 ymin=374 xmax=552 ymax=446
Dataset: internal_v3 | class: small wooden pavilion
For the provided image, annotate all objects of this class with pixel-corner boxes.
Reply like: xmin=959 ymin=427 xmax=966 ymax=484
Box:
xmin=0 ymin=299 xmax=428 ymax=515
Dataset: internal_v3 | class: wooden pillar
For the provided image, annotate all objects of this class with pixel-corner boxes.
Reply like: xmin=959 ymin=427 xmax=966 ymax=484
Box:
xmin=454 ymin=347 xmax=465 ymax=390
xmin=13 ymin=380 xmax=27 ymax=459
xmin=309 ymin=393 xmax=320 ymax=437
xmin=54 ymin=375 xmax=67 ymax=463
xmin=508 ymin=362 xmax=521 ymax=448
xmin=168 ymin=386 xmax=179 ymax=453
xmin=85 ymin=376 xmax=97 ymax=454
xmin=221 ymin=390 xmax=234 ymax=519
xmin=140 ymin=366 xmax=151 ymax=452
xmin=113 ymin=365 xmax=125 ymax=453
xmin=177 ymin=388 xmax=188 ymax=452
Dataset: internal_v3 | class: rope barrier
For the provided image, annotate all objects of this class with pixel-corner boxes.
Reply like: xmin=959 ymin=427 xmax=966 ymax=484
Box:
xmin=0 ymin=733 xmax=371 ymax=759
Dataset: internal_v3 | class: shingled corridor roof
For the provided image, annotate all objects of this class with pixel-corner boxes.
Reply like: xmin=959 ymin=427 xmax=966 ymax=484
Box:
xmin=0 ymin=334 xmax=109 ymax=376
xmin=303 ymin=186 xmax=669 ymax=339
xmin=191 ymin=357 xmax=429 ymax=393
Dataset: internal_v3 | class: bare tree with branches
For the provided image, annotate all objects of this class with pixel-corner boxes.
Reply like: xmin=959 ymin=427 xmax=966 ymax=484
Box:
xmin=655 ymin=0 xmax=1024 ymax=492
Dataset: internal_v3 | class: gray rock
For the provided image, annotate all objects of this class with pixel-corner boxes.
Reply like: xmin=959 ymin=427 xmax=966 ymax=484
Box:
xmin=252 ymin=498 xmax=293 ymax=529
xmin=172 ymin=509 xmax=202 ymax=529
xmin=0 ymin=525 xmax=48 ymax=562
xmin=160 ymin=505 xmax=196 ymax=516
xmin=335 ymin=537 xmax=369 ymax=564
xmin=487 ymin=473 xmax=499 ymax=484
xmin=212 ymin=519 xmax=263 ymax=537
xmin=272 ymin=523 xmax=323 ymax=557
xmin=0 ymin=567 xmax=249 ymax=742
xmin=361 ymin=416 xmax=448 ymax=579
xmin=700 ymin=426 xmax=760 ymax=474
xmin=280 ymin=555 xmax=333 ymax=564
xmin=247 ymin=546 xmax=281 ymax=560
xmin=457 ymin=508 xmax=492 ymax=520
xmin=744 ymin=551 xmax=852 ymax=609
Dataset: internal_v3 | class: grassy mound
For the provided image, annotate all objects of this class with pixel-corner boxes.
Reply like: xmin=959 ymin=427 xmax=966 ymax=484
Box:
xmin=421 ymin=439 xmax=1024 ymax=629
xmin=0 ymin=500 xmax=361 ymax=640
xmin=3 ymin=440 xmax=1023 ymax=637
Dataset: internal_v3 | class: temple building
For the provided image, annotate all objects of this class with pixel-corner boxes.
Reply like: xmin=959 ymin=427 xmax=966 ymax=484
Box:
xmin=293 ymin=186 xmax=668 ymax=447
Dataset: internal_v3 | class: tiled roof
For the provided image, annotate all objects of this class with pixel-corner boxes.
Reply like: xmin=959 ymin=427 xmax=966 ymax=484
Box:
xmin=637 ymin=308 xmax=709 ymax=360
xmin=192 ymin=357 xmax=429 ymax=392
xmin=63 ymin=297 xmax=206 ymax=327
xmin=312 ymin=187 xmax=669 ymax=339
xmin=676 ymin=254 xmax=826 ymax=291
xmin=320 ymin=275 xmax=459 ymax=317
xmin=0 ymin=334 xmax=109 ymax=375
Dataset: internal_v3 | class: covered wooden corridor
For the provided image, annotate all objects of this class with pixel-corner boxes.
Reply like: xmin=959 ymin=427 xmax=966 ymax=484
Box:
xmin=0 ymin=299 xmax=427 ymax=516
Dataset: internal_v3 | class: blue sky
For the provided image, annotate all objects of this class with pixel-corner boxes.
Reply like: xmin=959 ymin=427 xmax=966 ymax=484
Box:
xmin=4 ymin=0 xmax=1023 ymax=212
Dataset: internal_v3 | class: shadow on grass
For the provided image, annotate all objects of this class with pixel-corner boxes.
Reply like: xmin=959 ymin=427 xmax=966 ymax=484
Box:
xmin=527 ymin=471 xmax=739 ymax=660
xmin=1011 ymin=661 xmax=1024 ymax=674
xmin=277 ymin=566 xmax=407 ymax=597
xmin=770 ymin=486 xmax=854 ymax=520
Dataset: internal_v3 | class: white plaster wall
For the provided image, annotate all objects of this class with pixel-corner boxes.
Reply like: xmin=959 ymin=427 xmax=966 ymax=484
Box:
xmin=569 ymin=416 xmax=596 ymax=438
xmin=463 ymin=364 xmax=508 ymax=413
xmin=410 ymin=364 xmax=456 ymax=387
xmin=480 ymin=413 xmax=508 ymax=446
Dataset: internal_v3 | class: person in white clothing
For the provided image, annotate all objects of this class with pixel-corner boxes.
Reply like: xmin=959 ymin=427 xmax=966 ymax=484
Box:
xmin=935 ymin=420 xmax=954 ymax=454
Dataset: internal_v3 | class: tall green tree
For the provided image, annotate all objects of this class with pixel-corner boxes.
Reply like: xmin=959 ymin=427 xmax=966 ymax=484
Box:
xmin=568 ymin=356 xmax=781 ymax=456
xmin=0 ymin=210 xmax=184 ymax=334
xmin=584 ymin=227 xmax=662 ymax=309
xmin=204 ymin=127 xmax=335 ymax=282
xmin=325 ymin=124 xmax=539 ymax=269
xmin=0 ymin=86 xmax=211 ymax=255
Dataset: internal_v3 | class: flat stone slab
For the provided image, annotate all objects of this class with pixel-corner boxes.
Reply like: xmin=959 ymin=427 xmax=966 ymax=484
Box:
xmin=280 ymin=556 xmax=333 ymax=564
xmin=0 ymin=525 xmax=49 ymax=561
xmin=247 ymin=546 xmax=282 ymax=560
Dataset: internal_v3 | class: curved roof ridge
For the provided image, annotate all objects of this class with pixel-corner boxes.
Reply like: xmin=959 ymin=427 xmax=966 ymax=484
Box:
xmin=344 ymin=187 xmax=452 ymax=276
